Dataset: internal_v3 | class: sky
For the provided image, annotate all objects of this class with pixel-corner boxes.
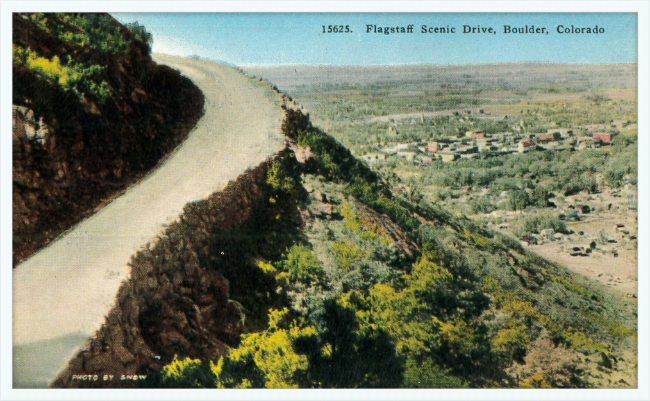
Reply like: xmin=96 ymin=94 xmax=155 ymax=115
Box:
xmin=106 ymin=13 xmax=637 ymax=66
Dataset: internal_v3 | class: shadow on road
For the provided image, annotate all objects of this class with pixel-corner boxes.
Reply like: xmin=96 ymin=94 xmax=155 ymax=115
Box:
xmin=13 ymin=333 xmax=89 ymax=388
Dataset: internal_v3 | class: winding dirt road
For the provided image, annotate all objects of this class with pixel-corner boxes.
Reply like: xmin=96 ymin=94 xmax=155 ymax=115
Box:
xmin=12 ymin=55 xmax=285 ymax=388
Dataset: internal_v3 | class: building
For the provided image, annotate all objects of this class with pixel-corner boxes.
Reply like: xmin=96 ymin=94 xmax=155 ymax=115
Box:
xmin=518 ymin=140 xmax=536 ymax=153
xmin=576 ymin=205 xmax=590 ymax=214
xmin=427 ymin=142 xmax=438 ymax=153
xmin=538 ymin=133 xmax=560 ymax=142
xmin=593 ymin=132 xmax=611 ymax=144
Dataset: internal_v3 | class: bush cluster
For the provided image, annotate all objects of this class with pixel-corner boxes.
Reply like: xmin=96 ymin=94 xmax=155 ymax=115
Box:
xmin=13 ymin=45 xmax=110 ymax=101
xmin=23 ymin=13 xmax=152 ymax=54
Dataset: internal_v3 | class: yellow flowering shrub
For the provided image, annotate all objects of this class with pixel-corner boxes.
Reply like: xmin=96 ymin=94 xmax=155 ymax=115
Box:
xmin=332 ymin=241 xmax=367 ymax=271
xmin=224 ymin=308 xmax=317 ymax=388
xmin=490 ymin=319 xmax=530 ymax=352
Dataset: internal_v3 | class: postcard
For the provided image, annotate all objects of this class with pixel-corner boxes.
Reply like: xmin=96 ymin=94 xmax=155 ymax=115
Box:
xmin=1 ymin=2 xmax=648 ymax=400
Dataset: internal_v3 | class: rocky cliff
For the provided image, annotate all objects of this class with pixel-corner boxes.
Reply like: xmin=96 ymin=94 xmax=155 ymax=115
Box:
xmin=12 ymin=13 xmax=204 ymax=265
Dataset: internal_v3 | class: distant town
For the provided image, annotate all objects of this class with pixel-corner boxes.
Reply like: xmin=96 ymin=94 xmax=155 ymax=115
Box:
xmin=361 ymin=110 xmax=625 ymax=165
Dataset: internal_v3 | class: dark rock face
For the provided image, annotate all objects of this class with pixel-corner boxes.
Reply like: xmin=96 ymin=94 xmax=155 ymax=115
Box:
xmin=12 ymin=13 xmax=205 ymax=266
xmin=54 ymin=255 xmax=241 ymax=388
xmin=51 ymin=152 xmax=304 ymax=388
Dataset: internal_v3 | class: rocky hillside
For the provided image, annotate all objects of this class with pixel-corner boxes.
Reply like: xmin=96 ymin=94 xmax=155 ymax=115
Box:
xmin=51 ymin=100 xmax=637 ymax=388
xmin=12 ymin=13 xmax=204 ymax=266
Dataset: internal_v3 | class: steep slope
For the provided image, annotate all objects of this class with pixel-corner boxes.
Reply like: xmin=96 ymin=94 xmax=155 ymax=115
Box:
xmin=13 ymin=56 xmax=285 ymax=388
xmin=12 ymin=13 xmax=204 ymax=266
xmin=48 ymin=103 xmax=636 ymax=389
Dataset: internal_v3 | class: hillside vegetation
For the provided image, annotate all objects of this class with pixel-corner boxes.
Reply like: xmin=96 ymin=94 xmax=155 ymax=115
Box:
xmin=12 ymin=13 xmax=204 ymax=265
xmin=53 ymin=105 xmax=636 ymax=388
xmin=262 ymin=63 xmax=637 ymax=298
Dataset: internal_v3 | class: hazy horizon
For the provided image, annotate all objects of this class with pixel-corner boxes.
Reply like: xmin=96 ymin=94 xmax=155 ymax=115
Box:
xmin=154 ymin=53 xmax=638 ymax=68
xmin=115 ymin=13 xmax=637 ymax=66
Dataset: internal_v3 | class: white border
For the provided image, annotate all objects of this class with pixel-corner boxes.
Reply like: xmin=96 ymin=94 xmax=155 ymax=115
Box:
xmin=1 ymin=1 xmax=648 ymax=401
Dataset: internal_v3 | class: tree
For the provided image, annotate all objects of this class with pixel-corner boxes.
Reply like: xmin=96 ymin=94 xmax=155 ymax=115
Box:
xmin=531 ymin=186 xmax=550 ymax=208
xmin=296 ymin=298 xmax=404 ymax=388
xmin=125 ymin=21 xmax=154 ymax=51
xmin=274 ymin=244 xmax=324 ymax=287
xmin=223 ymin=308 xmax=316 ymax=388
xmin=403 ymin=358 xmax=468 ymax=388
xmin=490 ymin=319 xmax=530 ymax=362
xmin=143 ymin=309 xmax=317 ymax=388
xmin=508 ymin=190 xmax=531 ymax=211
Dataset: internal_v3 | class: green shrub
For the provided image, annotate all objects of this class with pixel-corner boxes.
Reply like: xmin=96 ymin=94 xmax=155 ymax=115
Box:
xmin=507 ymin=190 xmax=531 ymax=211
xmin=22 ymin=13 xmax=150 ymax=54
xmin=483 ymin=277 xmax=609 ymax=353
xmin=519 ymin=373 xmax=552 ymax=388
xmin=490 ymin=319 xmax=530 ymax=355
xmin=582 ymin=311 xmax=634 ymax=339
xmin=332 ymin=241 xmax=367 ymax=271
xmin=563 ymin=329 xmax=609 ymax=353
xmin=519 ymin=214 xmax=569 ymax=235
xmin=403 ymin=358 xmax=468 ymax=388
xmin=340 ymin=203 xmax=392 ymax=244
xmin=223 ymin=309 xmax=316 ymax=388
xmin=13 ymin=45 xmax=111 ymax=101
xmin=551 ymin=276 xmax=602 ymax=301
xmin=147 ymin=309 xmax=317 ymax=388
xmin=125 ymin=21 xmax=153 ymax=50
xmin=462 ymin=229 xmax=493 ymax=249
xmin=266 ymin=159 xmax=297 ymax=194
xmin=275 ymin=245 xmax=324 ymax=286
xmin=345 ymin=178 xmax=416 ymax=231
xmin=437 ymin=318 xmax=478 ymax=356
xmin=152 ymin=356 xmax=216 ymax=388
xmin=470 ymin=197 xmax=497 ymax=214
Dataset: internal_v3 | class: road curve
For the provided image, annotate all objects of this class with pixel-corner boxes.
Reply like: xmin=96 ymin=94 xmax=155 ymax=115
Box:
xmin=12 ymin=55 xmax=285 ymax=388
